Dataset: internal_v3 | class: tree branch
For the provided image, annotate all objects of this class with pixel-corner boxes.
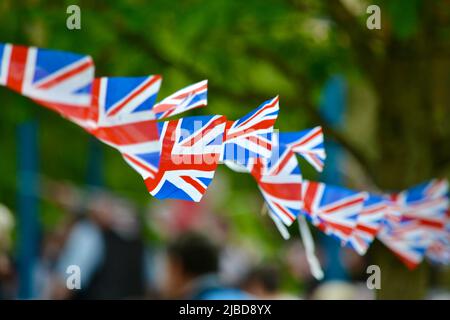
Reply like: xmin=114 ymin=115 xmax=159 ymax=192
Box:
xmin=315 ymin=0 xmax=382 ymax=86
xmin=244 ymin=45 xmax=378 ymax=182
xmin=285 ymin=1 xmax=382 ymax=104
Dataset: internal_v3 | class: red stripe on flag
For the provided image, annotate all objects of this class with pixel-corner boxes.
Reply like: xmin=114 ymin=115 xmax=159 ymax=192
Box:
xmin=246 ymin=135 xmax=272 ymax=151
xmin=89 ymin=78 xmax=101 ymax=123
xmin=180 ymin=116 xmax=225 ymax=147
xmin=7 ymin=45 xmax=28 ymax=93
xmin=226 ymin=119 xmax=275 ymax=140
xmin=33 ymin=99 xmax=89 ymax=123
xmin=303 ymin=181 xmax=319 ymax=213
xmin=36 ymin=59 xmax=93 ymax=90
xmin=269 ymin=150 xmax=294 ymax=175
xmin=356 ymin=224 xmax=378 ymax=236
xmin=418 ymin=218 xmax=444 ymax=229
xmin=123 ymin=153 xmax=157 ymax=176
xmin=258 ymin=181 xmax=301 ymax=201
xmin=180 ymin=175 xmax=206 ymax=194
xmin=238 ymin=108 xmax=266 ymax=128
xmin=272 ymin=201 xmax=296 ymax=221
xmin=176 ymin=83 xmax=207 ymax=99
xmin=324 ymin=220 xmax=354 ymax=235
xmin=396 ymin=252 xmax=420 ymax=270
xmin=238 ymin=97 xmax=278 ymax=128
xmin=322 ymin=197 xmax=363 ymax=214
xmin=107 ymin=75 xmax=161 ymax=117
xmin=92 ymin=120 xmax=159 ymax=146
xmin=152 ymin=83 xmax=207 ymax=114
xmin=290 ymin=128 xmax=321 ymax=149
xmin=362 ymin=205 xmax=386 ymax=215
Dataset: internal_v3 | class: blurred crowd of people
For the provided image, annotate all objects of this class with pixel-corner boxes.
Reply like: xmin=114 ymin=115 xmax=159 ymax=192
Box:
xmin=1 ymin=182 xmax=445 ymax=300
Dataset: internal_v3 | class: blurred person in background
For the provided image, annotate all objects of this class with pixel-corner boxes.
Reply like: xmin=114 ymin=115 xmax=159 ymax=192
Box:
xmin=34 ymin=217 xmax=75 ymax=299
xmin=49 ymin=190 xmax=147 ymax=299
xmin=285 ymin=240 xmax=323 ymax=299
xmin=310 ymin=278 xmax=373 ymax=300
xmin=310 ymin=247 xmax=374 ymax=300
xmin=242 ymin=264 xmax=296 ymax=299
xmin=219 ymin=244 xmax=255 ymax=288
xmin=163 ymin=232 xmax=250 ymax=300
xmin=0 ymin=204 xmax=16 ymax=299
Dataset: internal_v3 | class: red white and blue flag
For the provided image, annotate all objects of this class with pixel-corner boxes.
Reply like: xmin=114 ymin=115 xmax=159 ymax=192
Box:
xmin=302 ymin=180 xmax=366 ymax=242
xmin=144 ymin=115 xmax=227 ymax=202
xmin=0 ymin=42 xmax=94 ymax=111
xmin=426 ymin=211 xmax=450 ymax=265
xmin=5 ymin=42 xmax=449 ymax=265
xmin=346 ymin=194 xmax=386 ymax=255
xmin=384 ymin=179 xmax=449 ymax=222
xmin=250 ymin=136 xmax=303 ymax=227
xmin=141 ymin=97 xmax=278 ymax=202
xmin=427 ymin=238 xmax=450 ymax=265
xmin=384 ymin=179 xmax=449 ymax=237
xmin=90 ymin=79 xmax=210 ymax=197
xmin=84 ymin=76 xmax=162 ymax=143
xmin=221 ymin=97 xmax=279 ymax=166
xmin=79 ymin=76 xmax=164 ymax=184
xmin=378 ymin=179 xmax=449 ymax=269
xmin=225 ymin=127 xmax=326 ymax=231
xmin=287 ymin=126 xmax=326 ymax=172
xmin=152 ymin=80 xmax=207 ymax=119
xmin=378 ymin=220 xmax=432 ymax=269
xmin=68 ymin=77 xmax=207 ymax=132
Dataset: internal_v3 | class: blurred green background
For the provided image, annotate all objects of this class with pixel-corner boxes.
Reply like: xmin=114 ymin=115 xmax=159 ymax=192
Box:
xmin=0 ymin=0 xmax=449 ymax=299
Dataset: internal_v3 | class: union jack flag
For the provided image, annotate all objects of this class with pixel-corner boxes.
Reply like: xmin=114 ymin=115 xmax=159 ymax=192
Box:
xmin=152 ymin=80 xmax=207 ymax=119
xmin=87 ymin=79 xmax=210 ymax=199
xmin=60 ymin=77 xmax=207 ymax=131
xmin=426 ymin=233 xmax=450 ymax=265
xmin=265 ymin=127 xmax=326 ymax=236
xmin=144 ymin=115 xmax=227 ymax=202
xmin=286 ymin=126 xmax=326 ymax=172
xmin=225 ymin=127 xmax=326 ymax=230
xmin=84 ymin=76 xmax=162 ymax=142
xmin=346 ymin=194 xmax=386 ymax=255
xmin=302 ymin=180 xmax=367 ymax=242
xmin=385 ymin=179 xmax=449 ymax=223
xmin=426 ymin=210 xmax=450 ymax=265
xmin=139 ymin=96 xmax=277 ymax=202
xmin=221 ymin=97 xmax=279 ymax=166
xmin=427 ymin=243 xmax=450 ymax=266
xmin=72 ymin=76 xmax=164 ymax=185
xmin=377 ymin=220 xmax=432 ymax=269
xmin=0 ymin=42 xmax=94 ymax=110
xmin=259 ymin=126 xmax=326 ymax=174
xmin=251 ymin=127 xmax=327 ymax=228
xmin=249 ymin=132 xmax=304 ymax=226
xmin=378 ymin=179 xmax=449 ymax=268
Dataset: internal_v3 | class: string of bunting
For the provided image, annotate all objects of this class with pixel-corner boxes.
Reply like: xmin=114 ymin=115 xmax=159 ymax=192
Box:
xmin=1 ymin=43 xmax=448 ymax=278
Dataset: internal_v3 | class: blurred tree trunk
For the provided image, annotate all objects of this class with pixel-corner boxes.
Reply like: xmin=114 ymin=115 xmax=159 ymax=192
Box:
xmin=372 ymin=47 xmax=432 ymax=299
xmin=325 ymin=0 xmax=450 ymax=299
xmin=371 ymin=22 xmax=450 ymax=299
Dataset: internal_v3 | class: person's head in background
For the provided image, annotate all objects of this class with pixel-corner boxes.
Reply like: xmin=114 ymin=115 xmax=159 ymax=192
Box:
xmin=85 ymin=189 xmax=116 ymax=228
xmin=164 ymin=232 xmax=219 ymax=298
xmin=0 ymin=204 xmax=14 ymax=254
xmin=86 ymin=188 xmax=139 ymax=238
xmin=242 ymin=264 xmax=281 ymax=299
xmin=0 ymin=204 xmax=15 ymax=298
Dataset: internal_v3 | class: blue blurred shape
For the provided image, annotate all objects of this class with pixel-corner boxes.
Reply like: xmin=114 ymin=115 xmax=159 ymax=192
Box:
xmin=86 ymin=136 xmax=104 ymax=187
xmin=319 ymin=75 xmax=348 ymax=281
xmin=17 ymin=121 xmax=40 ymax=299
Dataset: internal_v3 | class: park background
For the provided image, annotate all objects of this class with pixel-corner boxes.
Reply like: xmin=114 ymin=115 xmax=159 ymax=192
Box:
xmin=0 ymin=0 xmax=449 ymax=299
